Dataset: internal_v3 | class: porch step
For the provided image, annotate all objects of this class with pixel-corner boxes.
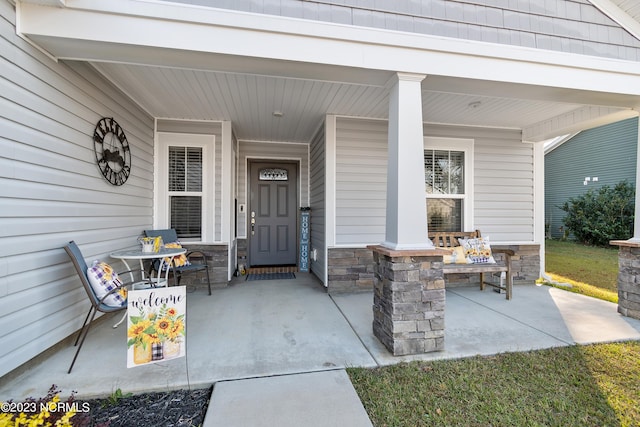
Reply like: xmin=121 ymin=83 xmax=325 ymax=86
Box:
xmin=202 ymin=370 xmax=373 ymax=427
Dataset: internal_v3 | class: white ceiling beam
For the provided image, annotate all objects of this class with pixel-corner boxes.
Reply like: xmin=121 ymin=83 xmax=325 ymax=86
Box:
xmin=20 ymin=0 xmax=65 ymax=6
xmin=523 ymin=107 xmax=639 ymax=142
xmin=591 ymin=0 xmax=640 ymax=41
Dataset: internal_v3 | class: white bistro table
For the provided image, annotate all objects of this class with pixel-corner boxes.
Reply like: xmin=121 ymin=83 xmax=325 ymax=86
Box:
xmin=110 ymin=246 xmax=186 ymax=288
xmin=110 ymin=247 xmax=186 ymax=328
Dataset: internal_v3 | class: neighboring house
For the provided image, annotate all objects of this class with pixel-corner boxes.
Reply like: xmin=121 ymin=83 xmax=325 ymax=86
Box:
xmin=2 ymin=0 xmax=640 ymax=377
xmin=545 ymin=117 xmax=639 ymax=239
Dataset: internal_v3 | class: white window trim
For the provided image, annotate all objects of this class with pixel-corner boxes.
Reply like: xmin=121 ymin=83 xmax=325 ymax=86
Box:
xmin=424 ymin=137 xmax=474 ymax=232
xmin=157 ymin=132 xmax=215 ymax=242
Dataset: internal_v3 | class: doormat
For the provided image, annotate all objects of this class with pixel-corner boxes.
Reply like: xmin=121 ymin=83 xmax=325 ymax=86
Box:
xmin=246 ymin=272 xmax=296 ymax=281
xmin=246 ymin=266 xmax=298 ymax=274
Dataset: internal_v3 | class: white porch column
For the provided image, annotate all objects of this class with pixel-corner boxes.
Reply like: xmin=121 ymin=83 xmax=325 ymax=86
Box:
xmin=383 ymin=72 xmax=433 ymax=250
xmin=632 ymin=116 xmax=640 ymax=241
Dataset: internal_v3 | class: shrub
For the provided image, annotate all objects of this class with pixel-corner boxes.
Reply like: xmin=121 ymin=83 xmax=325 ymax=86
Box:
xmin=560 ymin=181 xmax=635 ymax=247
xmin=0 ymin=385 xmax=90 ymax=426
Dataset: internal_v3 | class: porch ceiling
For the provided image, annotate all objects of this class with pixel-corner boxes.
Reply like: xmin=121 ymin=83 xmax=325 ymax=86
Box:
xmin=89 ymin=60 xmax=587 ymax=143
xmin=82 ymin=58 xmax=639 ymax=143
xmin=17 ymin=1 xmax=640 ymax=143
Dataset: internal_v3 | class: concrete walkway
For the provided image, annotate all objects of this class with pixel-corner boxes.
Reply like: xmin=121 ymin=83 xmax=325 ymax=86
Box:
xmin=1 ymin=274 xmax=639 ymax=426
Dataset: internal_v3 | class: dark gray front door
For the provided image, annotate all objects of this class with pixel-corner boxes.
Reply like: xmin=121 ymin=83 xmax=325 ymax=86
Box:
xmin=249 ymin=161 xmax=298 ymax=266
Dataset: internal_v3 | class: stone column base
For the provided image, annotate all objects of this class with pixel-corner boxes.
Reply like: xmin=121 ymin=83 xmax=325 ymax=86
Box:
xmin=611 ymin=240 xmax=640 ymax=319
xmin=369 ymin=245 xmax=448 ymax=356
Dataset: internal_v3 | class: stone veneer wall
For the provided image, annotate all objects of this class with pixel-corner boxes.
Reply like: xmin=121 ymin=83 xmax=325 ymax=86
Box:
xmin=180 ymin=243 xmax=229 ymax=289
xmin=612 ymin=242 xmax=640 ymax=320
xmin=328 ymin=244 xmax=540 ymax=293
xmin=327 ymin=248 xmax=376 ymax=294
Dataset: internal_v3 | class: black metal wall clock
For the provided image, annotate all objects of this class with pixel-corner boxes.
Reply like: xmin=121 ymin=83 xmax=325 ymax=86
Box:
xmin=93 ymin=117 xmax=131 ymax=186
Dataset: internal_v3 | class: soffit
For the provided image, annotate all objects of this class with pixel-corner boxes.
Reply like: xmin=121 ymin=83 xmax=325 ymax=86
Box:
xmin=90 ymin=60 xmax=594 ymax=143
xmin=18 ymin=1 xmax=640 ymax=142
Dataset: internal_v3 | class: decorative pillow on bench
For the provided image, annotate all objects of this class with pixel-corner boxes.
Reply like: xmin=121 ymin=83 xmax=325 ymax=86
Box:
xmin=86 ymin=261 xmax=128 ymax=307
xmin=458 ymin=237 xmax=496 ymax=264
xmin=442 ymin=246 xmax=468 ymax=264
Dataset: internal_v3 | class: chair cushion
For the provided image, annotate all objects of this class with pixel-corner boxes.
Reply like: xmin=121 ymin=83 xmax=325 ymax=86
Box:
xmin=173 ymin=263 xmax=207 ymax=272
xmin=442 ymin=246 xmax=468 ymax=264
xmin=164 ymin=242 xmax=191 ymax=269
xmin=86 ymin=261 xmax=128 ymax=307
xmin=458 ymin=237 xmax=496 ymax=264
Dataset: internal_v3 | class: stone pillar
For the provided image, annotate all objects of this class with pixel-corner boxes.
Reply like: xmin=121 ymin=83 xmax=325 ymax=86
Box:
xmin=611 ymin=240 xmax=640 ymax=319
xmin=370 ymin=245 xmax=448 ymax=355
xmin=608 ymin=120 xmax=640 ymax=319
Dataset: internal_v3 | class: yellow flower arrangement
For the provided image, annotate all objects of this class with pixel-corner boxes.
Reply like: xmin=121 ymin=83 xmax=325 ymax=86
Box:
xmin=155 ymin=317 xmax=172 ymax=335
xmin=127 ymin=304 xmax=185 ymax=351
xmin=127 ymin=319 xmax=153 ymax=350
xmin=0 ymin=386 xmax=85 ymax=427
xmin=167 ymin=318 xmax=185 ymax=341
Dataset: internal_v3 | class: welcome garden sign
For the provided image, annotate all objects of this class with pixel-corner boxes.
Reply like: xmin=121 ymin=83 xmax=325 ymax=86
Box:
xmin=126 ymin=286 xmax=186 ymax=368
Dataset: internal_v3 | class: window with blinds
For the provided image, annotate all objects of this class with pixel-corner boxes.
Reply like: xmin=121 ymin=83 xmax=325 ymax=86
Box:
xmin=168 ymin=146 xmax=203 ymax=239
xmin=425 ymin=149 xmax=465 ymax=232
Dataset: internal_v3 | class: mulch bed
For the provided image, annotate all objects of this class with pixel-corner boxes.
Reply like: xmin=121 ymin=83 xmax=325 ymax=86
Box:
xmin=79 ymin=387 xmax=212 ymax=427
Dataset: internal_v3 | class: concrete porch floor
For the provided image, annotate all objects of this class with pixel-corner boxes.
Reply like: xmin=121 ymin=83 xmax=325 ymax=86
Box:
xmin=1 ymin=273 xmax=639 ymax=424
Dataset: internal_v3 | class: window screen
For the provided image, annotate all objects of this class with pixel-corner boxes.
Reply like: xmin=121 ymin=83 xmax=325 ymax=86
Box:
xmin=168 ymin=146 xmax=203 ymax=239
xmin=425 ymin=149 xmax=465 ymax=232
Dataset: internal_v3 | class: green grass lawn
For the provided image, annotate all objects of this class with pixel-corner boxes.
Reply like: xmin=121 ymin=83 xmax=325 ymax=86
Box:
xmin=348 ymin=342 xmax=640 ymax=427
xmin=543 ymin=239 xmax=619 ymax=303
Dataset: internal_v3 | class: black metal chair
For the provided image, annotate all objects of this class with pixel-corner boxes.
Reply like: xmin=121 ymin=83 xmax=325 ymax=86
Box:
xmin=144 ymin=229 xmax=212 ymax=295
xmin=63 ymin=241 xmax=143 ymax=373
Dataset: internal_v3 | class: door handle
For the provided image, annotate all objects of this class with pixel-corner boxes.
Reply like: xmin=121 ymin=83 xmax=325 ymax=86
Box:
xmin=251 ymin=212 xmax=255 ymax=235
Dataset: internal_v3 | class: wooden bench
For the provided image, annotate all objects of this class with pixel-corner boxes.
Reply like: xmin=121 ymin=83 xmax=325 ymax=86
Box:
xmin=429 ymin=230 xmax=514 ymax=300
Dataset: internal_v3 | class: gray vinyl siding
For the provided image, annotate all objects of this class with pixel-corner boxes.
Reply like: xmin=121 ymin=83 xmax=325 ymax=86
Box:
xmin=1 ymin=2 xmax=154 ymax=377
xmin=168 ymin=0 xmax=640 ymax=62
xmin=309 ymin=123 xmax=326 ymax=284
xmin=545 ymin=117 xmax=638 ymax=238
xmin=156 ymin=120 xmax=223 ymax=241
xmin=426 ymin=124 xmax=533 ymax=242
xmin=334 ymin=117 xmax=532 ymax=245
xmin=236 ymin=140 xmax=310 ymax=237
xmin=335 ymin=118 xmax=388 ymax=245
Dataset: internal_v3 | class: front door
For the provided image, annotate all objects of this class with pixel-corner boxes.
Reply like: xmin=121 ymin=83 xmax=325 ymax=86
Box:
xmin=249 ymin=161 xmax=298 ymax=266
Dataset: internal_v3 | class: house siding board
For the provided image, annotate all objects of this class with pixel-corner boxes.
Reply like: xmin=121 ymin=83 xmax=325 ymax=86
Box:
xmin=335 ymin=117 xmax=388 ymax=245
xmin=334 ymin=118 xmax=533 ymax=245
xmin=309 ymin=123 xmax=326 ymax=283
xmin=425 ymin=123 xmax=533 ymax=241
xmin=473 ymin=135 xmax=534 ymax=242
xmin=1 ymin=3 xmax=154 ymax=377
xmin=545 ymin=117 xmax=638 ymax=238
xmin=169 ymin=0 xmax=640 ymax=61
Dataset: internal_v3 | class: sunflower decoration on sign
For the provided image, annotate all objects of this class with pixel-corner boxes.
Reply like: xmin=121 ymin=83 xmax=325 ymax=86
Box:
xmin=127 ymin=303 xmax=185 ymax=365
